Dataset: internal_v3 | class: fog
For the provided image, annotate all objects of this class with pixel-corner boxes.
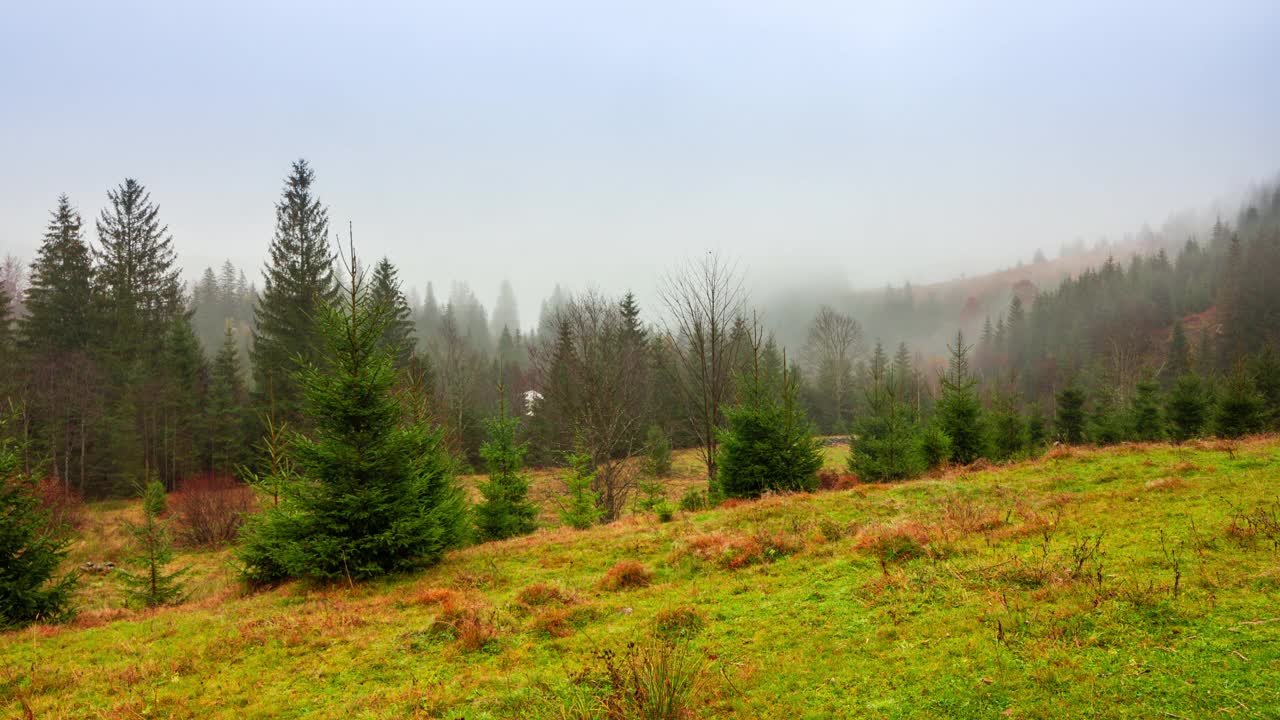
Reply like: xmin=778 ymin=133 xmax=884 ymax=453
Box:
xmin=3 ymin=1 xmax=1279 ymax=330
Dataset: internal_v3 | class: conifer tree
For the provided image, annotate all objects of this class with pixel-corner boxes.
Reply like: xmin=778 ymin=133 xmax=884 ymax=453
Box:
xmin=1055 ymin=385 xmax=1087 ymax=444
xmin=1089 ymin=387 xmax=1125 ymax=445
xmin=718 ymin=353 xmax=822 ymax=498
xmin=1215 ymin=367 xmax=1264 ymax=440
xmin=1251 ymin=349 xmax=1280 ymax=430
xmin=1129 ymin=377 xmax=1164 ymax=441
xmin=849 ymin=368 xmax=923 ymax=481
xmin=936 ymin=331 xmax=986 ymax=464
xmin=118 ymin=480 xmax=186 ymax=608
xmin=369 ymin=257 xmax=416 ymax=367
xmin=239 ymin=247 xmax=467 ymax=585
xmin=22 ymin=195 xmax=95 ymax=354
xmin=641 ymin=424 xmax=673 ymax=478
xmin=251 ymin=160 xmax=337 ymax=426
xmin=559 ymin=452 xmax=603 ymax=530
xmin=1164 ymin=320 xmax=1191 ymax=385
xmin=0 ymin=422 xmax=77 ymax=628
xmin=474 ymin=397 xmax=538 ymax=542
xmin=207 ymin=326 xmax=250 ymax=476
xmin=917 ymin=422 xmax=952 ymax=471
xmin=989 ymin=390 xmax=1026 ymax=461
xmin=1166 ymin=374 xmax=1207 ymax=444
xmin=160 ymin=315 xmax=207 ymax=485
xmin=1026 ymin=404 xmax=1049 ymax=451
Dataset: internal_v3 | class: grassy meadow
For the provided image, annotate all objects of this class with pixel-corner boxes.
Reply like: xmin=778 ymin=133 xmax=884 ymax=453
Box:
xmin=3 ymin=438 xmax=1280 ymax=718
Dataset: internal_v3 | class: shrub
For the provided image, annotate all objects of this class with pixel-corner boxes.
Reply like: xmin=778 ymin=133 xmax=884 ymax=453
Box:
xmin=35 ymin=477 xmax=85 ymax=537
xmin=600 ymin=560 xmax=653 ymax=591
xmin=816 ymin=470 xmax=859 ymax=491
xmin=652 ymin=605 xmax=706 ymax=642
xmin=654 ymin=501 xmax=675 ymax=523
xmin=918 ymin=423 xmax=952 ymax=470
xmin=573 ymin=641 xmax=710 ymax=720
xmin=642 ymin=424 xmax=673 ymax=478
xmin=533 ymin=605 xmax=597 ymax=638
xmin=516 ymin=582 xmax=575 ymax=608
xmin=170 ymin=473 xmax=254 ymax=547
xmin=855 ymin=522 xmax=932 ymax=573
xmin=430 ymin=594 xmax=499 ymax=651
xmin=678 ymin=487 xmax=708 ymax=512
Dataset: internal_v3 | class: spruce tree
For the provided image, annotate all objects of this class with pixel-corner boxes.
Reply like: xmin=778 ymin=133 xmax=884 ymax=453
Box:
xmin=849 ymin=368 xmax=923 ymax=481
xmin=1026 ymin=404 xmax=1049 ymax=452
xmin=1166 ymin=374 xmax=1207 ymax=444
xmin=1165 ymin=320 xmax=1191 ymax=386
xmin=558 ymin=453 xmax=603 ymax=530
xmin=936 ymin=331 xmax=986 ymax=464
xmin=160 ymin=315 xmax=207 ymax=485
xmin=0 ymin=424 xmax=77 ymax=628
xmin=1089 ymin=387 xmax=1125 ymax=445
xmin=1215 ymin=367 xmax=1264 ymax=440
xmin=474 ymin=397 xmax=538 ymax=542
xmin=239 ymin=249 xmax=467 ymax=585
xmin=369 ymin=257 xmax=415 ymax=367
xmin=118 ymin=480 xmax=186 ymax=608
xmin=22 ymin=195 xmax=95 ymax=354
xmin=1055 ymin=385 xmax=1087 ymax=444
xmin=718 ymin=357 xmax=823 ymax=498
xmin=207 ymin=326 xmax=249 ymax=476
xmin=1129 ymin=377 xmax=1164 ymax=441
xmin=1251 ymin=349 xmax=1280 ymax=430
xmin=989 ymin=391 xmax=1026 ymax=461
xmin=251 ymin=160 xmax=337 ymax=426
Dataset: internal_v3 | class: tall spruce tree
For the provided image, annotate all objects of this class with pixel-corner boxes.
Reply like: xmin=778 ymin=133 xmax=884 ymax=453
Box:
xmin=936 ymin=330 xmax=986 ymax=464
xmin=207 ymin=326 xmax=250 ymax=477
xmin=1129 ymin=377 xmax=1164 ymax=441
xmin=239 ymin=249 xmax=468 ymax=585
xmin=1165 ymin=320 xmax=1191 ymax=386
xmin=474 ymin=396 xmax=538 ymax=541
xmin=22 ymin=195 xmax=95 ymax=353
xmin=252 ymin=160 xmax=337 ymax=426
xmin=849 ymin=367 xmax=923 ymax=481
xmin=1215 ymin=367 xmax=1264 ymax=440
xmin=369 ymin=257 xmax=415 ymax=367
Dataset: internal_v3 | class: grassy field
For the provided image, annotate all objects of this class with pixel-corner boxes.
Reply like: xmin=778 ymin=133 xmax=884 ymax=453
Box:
xmin=3 ymin=438 xmax=1280 ymax=718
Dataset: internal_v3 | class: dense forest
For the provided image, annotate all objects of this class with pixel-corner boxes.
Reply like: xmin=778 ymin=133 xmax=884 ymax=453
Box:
xmin=2 ymin=160 xmax=1279 ymax=507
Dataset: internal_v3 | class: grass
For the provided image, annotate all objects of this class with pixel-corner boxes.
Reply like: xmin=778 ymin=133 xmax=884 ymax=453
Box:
xmin=4 ymin=438 xmax=1280 ymax=718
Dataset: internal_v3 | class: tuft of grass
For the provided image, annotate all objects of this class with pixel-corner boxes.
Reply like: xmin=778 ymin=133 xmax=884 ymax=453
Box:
xmin=600 ymin=561 xmax=654 ymax=591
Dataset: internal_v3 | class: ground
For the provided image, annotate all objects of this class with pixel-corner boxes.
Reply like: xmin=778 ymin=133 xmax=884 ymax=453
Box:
xmin=3 ymin=438 xmax=1279 ymax=718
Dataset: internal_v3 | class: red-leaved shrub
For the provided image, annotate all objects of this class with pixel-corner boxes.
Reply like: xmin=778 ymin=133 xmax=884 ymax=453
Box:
xmin=169 ymin=473 xmax=254 ymax=547
xmin=36 ymin=477 xmax=85 ymax=536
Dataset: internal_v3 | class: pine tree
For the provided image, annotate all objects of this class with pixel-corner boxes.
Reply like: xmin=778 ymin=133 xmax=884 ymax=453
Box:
xmin=849 ymin=368 xmax=923 ymax=481
xmin=1166 ymin=374 xmax=1207 ymax=444
xmin=1251 ymin=349 xmax=1280 ymax=430
xmin=239 ymin=249 xmax=467 ymax=585
xmin=718 ymin=357 xmax=822 ymax=498
xmin=1215 ymin=367 xmax=1264 ymax=440
xmin=917 ymin=422 xmax=952 ymax=470
xmin=1164 ymin=320 xmax=1191 ymax=386
xmin=936 ymin=331 xmax=986 ymax=464
xmin=0 ymin=423 xmax=77 ymax=628
xmin=369 ymin=257 xmax=415 ymax=367
xmin=641 ymin=424 xmax=673 ymax=478
xmin=251 ymin=160 xmax=337 ymax=426
xmin=1089 ymin=387 xmax=1125 ymax=445
xmin=21 ymin=195 xmax=95 ymax=354
xmin=559 ymin=452 xmax=603 ymax=530
xmin=160 ymin=315 xmax=207 ymax=485
xmin=474 ymin=397 xmax=538 ymax=542
xmin=989 ymin=391 xmax=1026 ymax=461
xmin=1129 ymin=377 xmax=1164 ymax=441
xmin=1056 ymin=385 xmax=1087 ymax=444
xmin=1026 ymin=404 xmax=1048 ymax=451
xmin=490 ymin=279 xmax=520 ymax=341
xmin=118 ymin=480 xmax=186 ymax=608
xmin=207 ymin=326 xmax=250 ymax=476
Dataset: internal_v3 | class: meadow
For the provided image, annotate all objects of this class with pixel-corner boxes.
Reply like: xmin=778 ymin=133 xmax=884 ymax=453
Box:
xmin=3 ymin=438 xmax=1279 ymax=719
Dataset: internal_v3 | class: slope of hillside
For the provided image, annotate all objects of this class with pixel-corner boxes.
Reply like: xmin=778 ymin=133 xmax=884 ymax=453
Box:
xmin=4 ymin=440 xmax=1280 ymax=719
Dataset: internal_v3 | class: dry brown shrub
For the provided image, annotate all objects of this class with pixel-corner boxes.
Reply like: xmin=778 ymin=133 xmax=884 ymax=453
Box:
xmin=36 ymin=477 xmax=85 ymax=535
xmin=429 ymin=594 xmax=499 ymax=651
xmin=600 ymin=560 xmax=653 ymax=590
xmin=937 ymin=494 xmax=1004 ymax=536
xmin=169 ymin=473 xmax=254 ymax=547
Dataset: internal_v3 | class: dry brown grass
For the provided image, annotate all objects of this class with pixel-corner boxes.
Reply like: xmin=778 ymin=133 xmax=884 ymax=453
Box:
xmin=599 ymin=560 xmax=654 ymax=590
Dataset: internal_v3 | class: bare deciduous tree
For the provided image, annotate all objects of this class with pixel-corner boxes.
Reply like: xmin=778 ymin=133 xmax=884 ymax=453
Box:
xmin=657 ymin=251 xmax=745 ymax=487
xmin=804 ymin=306 xmax=863 ymax=431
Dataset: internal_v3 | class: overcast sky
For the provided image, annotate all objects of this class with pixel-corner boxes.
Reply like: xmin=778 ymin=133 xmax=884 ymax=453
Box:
xmin=2 ymin=1 xmax=1278 ymax=329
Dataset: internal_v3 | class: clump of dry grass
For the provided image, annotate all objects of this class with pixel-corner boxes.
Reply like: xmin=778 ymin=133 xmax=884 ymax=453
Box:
xmin=600 ymin=560 xmax=654 ymax=591
xmin=429 ymin=593 xmax=499 ymax=651
xmin=854 ymin=521 xmax=936 ymax=573
xmin=516 ymin=582 xmax=576 ymax=608
xmin=679 ymin=529 xmax=803 ymax=570
xmin=1144 ymin=477 xmax=1189 ymax=492
xmin=532 ymin=605 xmax=598 ymax=638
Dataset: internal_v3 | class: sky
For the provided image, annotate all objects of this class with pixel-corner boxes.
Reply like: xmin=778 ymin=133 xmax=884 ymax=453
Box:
xmin=2 ymin=0 xmax=1278 ymax=330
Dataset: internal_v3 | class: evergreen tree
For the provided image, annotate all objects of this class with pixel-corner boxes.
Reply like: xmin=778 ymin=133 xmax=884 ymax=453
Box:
xmin=160 ymin=315 xmax=207 ymax=485
xmin=0 ymin=423 xmax=77 ymax=628
xmin=1129 ymin=377 xmax=1164 ymax=441
xmin=718 ymin=359 xmax=822 ymax=498
xmin=558 ymin=452 xmax=603 ymax=530
xmin=1166 ymin=374 xmax=1208 ymax=444
xmin=21 ymin=195 xmax=95 ymax=353
xmin=369 ymin=257 xmax=415 ymax=367
xmin=474 ymin=397 xmax=538 ymax=542
xmin=917 ymin=422 xmax=952 ymax=470
xmin=1164 ymin=319 xmax=1191 ymax=386
xmin=1215 ymin=367 xmax=1264 ymax=440
xmin=1026 ymin=404 xmax=1049 ymax=451
xmin=849 ymin=368 xmax=923 ymax=481
xmin=1056 ymin=385 xmax=1087 ymax=444
xmin=118 ymin=480 xmax=186 ymax=608
xmin=239 ymin=250 xmax=468 ymax=585
xmin=490 ymin=279 xmax=520 ymax=341
xmin=1089 ymin=387 xmax=1126 ymax=445
xmin=936 ymin=331 xmax=986 ymax=464
xmin=989 ymin=391 xmax=1026 ymax=461
xmin=641 ymin=424 xmax=673 ymax=478
xmin=892 ymin=342 xmax=917 ymax=418
xmin=207 ymin=326 xmax=250 ymax=476
xmin=1251 ymin=349 xmax=1280 ymax=430
xmin=251 ymin=160 xmax=337 ymax=426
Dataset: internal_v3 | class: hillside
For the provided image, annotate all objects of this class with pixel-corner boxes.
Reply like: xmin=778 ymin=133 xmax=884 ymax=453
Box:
xmin=4 ymin=440 xmax=1280 ymax=719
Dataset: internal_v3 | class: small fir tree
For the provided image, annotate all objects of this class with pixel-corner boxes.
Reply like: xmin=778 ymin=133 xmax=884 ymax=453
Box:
xmin=1166 ymin=374 xmax=1208 ymax=444
xmin=1251 ymin=349 xmax=1280 ymax=430
xmin=0 ymin=419 xmax=77 ymax=628
xmin=989 ymin=392 xmax=1026 ymax=461
xmin=118 ymin=480 xmax=186 ymax=608
xmin=474 ymin=397 xmax=538 ymax=542
xmin=1129 ymin=377 xmax=1164 ymax=441
xmin=917 ymin=422 xmax=952 ymax=471
xmin=848 ymin=368 xmax=923 ymax=481
xmin=641 ymin=424 xmax=673 ymax=478
xmin=559 ymin=453 xmax=604 ymax=530
xmin=1215 ymin=367 xmax=1264 ymax=440
xmin=936 ymin=331 xmax=986 ymax=464
xmin=1089 ymin=388 xmax=1126 ymax=445
xmin=1164 ymin=320 xmax=1191 ymax=385
xmin=1055 ymin=385 xmax=1088 ymax=444
xmin=1025 ymin=404 xmax=1049 ymax=452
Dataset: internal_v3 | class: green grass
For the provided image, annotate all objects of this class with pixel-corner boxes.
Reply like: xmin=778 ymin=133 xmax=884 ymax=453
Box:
xmin=4 ymin=438 xmax=1280 ymax=718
